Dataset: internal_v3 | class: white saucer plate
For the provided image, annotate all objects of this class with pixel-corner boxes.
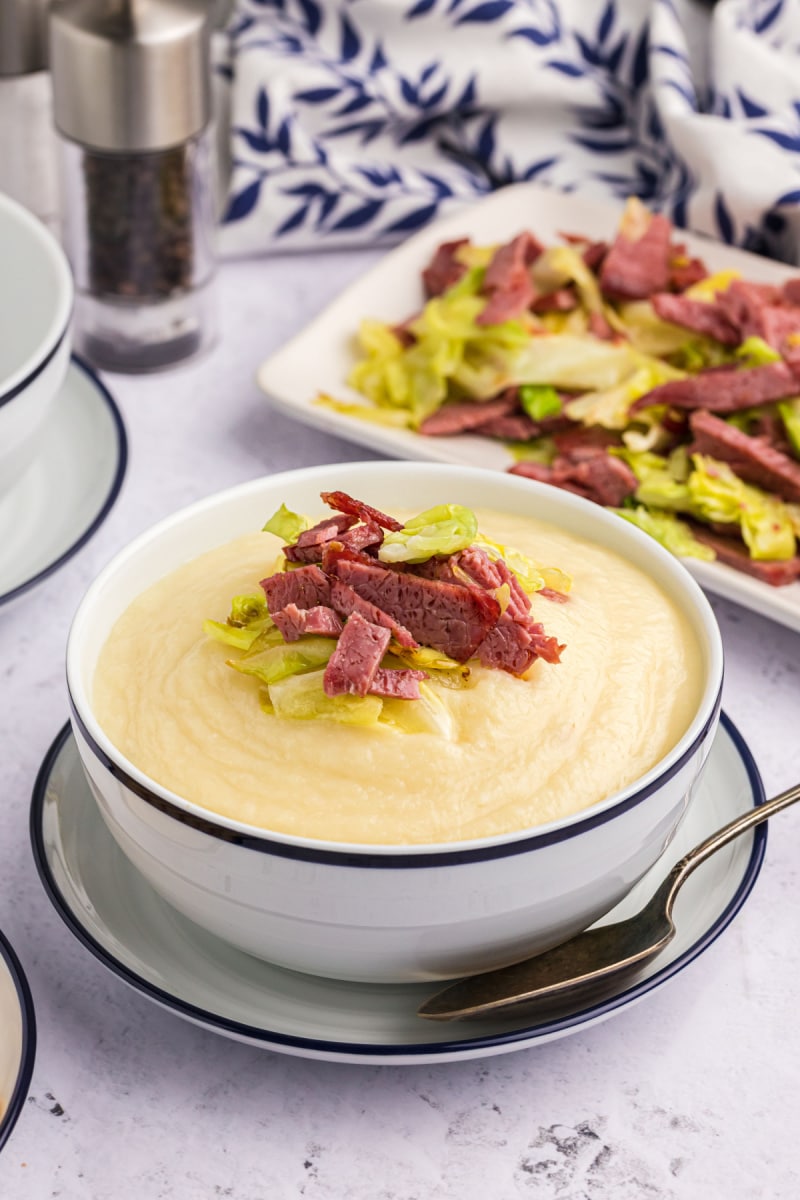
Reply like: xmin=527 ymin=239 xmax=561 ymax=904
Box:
xmin=0 ymin=927 xmax=36 ymax=1152
xmin=0 ymin=356 xmax=127 ymax=608
xmin=258 ymin=182 xmax=800 ymax=636
xmin=31 ymin=716 xmax=765 ymax=1066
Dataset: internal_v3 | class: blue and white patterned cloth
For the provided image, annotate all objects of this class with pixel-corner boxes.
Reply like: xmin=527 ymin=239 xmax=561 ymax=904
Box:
xmin=214 ymin=0 xmax=800 ymax=263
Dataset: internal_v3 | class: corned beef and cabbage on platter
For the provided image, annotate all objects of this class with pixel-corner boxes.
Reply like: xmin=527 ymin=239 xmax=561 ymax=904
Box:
xmin=318 ymin=198 xmax=800 ymax=588
xmin=204 ymin=490 xmax=568 ymax=732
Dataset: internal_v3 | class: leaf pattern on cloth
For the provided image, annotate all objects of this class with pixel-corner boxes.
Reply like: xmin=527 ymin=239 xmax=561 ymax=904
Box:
xmin=215 ymin=0 xmax=800 ymax=262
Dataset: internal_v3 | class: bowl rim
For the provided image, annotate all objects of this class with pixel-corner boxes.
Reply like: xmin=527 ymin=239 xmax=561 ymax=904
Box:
xmin=0 ymin=927 xmax=36 ymax=1155
xmin=66 ymin=461 xmax=725 ymax=863
xmin=0 ymin=192 xmax=73 ymax=408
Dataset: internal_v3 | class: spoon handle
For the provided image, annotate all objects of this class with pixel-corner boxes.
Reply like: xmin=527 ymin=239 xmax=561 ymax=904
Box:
xmin=665 ymin=779 xmax=800 ymax=915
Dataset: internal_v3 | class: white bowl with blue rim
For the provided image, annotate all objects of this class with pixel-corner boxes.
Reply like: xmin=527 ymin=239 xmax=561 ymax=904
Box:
xmin=0 ymin=192 xmax=73 ymax=496
xmin=65 ymin=461 xmax=724 ymax=984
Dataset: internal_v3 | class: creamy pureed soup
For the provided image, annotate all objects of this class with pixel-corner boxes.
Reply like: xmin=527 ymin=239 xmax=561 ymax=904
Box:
xmin=93 ymin=508 xmax=703 ymax=845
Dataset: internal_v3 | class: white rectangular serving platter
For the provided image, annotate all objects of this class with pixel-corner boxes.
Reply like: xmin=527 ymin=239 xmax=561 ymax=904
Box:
xmin=258 ymin=182 xmax=800 ymax=636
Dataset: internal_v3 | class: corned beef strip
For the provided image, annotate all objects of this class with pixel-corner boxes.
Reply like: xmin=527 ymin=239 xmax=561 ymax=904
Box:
xmin=419 ymin=395 xmax=518 ymax=437
xmin=687 ymin=524 xmax=800 ymax=586
xmin=422 ymin=238 xmax=469 ymax=298
xmin=368 ymin=668 xmax=427 ymax=700
xmin=599 ymin=210 xmax=672 ymax=300
xmin=476 ymin=613 xmax=563 ymax=674
xmin=755 ymin=306 xmax=800 ymax=361
xmin=323 ymin=612 xmax=391 ymax=697
xmin=328 ymin=556 xmax=501 ymax=662
xmin=651 ymin=293 xmax=740 ymax=346
xmin=632 ymin=362 xmax=800 ymax=413
xmin=688 ymin=409 xmax=800 ymax=503
xmin=531 ymin=287 xmax=578 ymax=313
xmin=338 ymin=522 xmax=384 ymax=553
xmin=477 ymin=232 xmax=541 ymax=326
xmin=715 ymin=280 xmax=781 ymax=340
xmin=588 ymin=311 xmax=616 ymax=341
xmin=261 ymin=563 xmax=331 ymax=612
xmin=510 ymin=452 xmax=637 ymax=507
xmin=472 ymin=413 xmax=540 ymax=441
xmin=283 ymin=514 xmax=357 ymax=563
xmin=321 ymin=490 xmax=404 ymax=532
xmin=782 ymin=278 xmax=800 ymax=306
xmin=272 ymin=604 xmax=343 ymax=642
xmin=668 ymin=246 xmax=707 ymax=292
xmin=330 ymin=578 xmax=418 ymax=649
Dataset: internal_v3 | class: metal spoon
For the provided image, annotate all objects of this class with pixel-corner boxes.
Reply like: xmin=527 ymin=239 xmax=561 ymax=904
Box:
xmin=418 ymin=780 xmax=800 ymax=1022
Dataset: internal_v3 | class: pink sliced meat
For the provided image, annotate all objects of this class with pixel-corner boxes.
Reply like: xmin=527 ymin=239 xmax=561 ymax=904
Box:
xmin=668 ymin=246 xmax=708 ymax=292
xmin=539 ymin=587 xmax=569 ymax=603
xmin=688 ymin=525 xmax=800 ymax=586
xmin=321 ymin=490 xmax=404 ymax=532
xmin=271 ymin=604 xmax=343 ymax=642
xmin=588 ymin=311 xmax=616 ymax=341
xmin=600 ymin=212 xmax=672 ymax=300
xmin=476 ymin=613 xmax=563 ymax=674
xmin=323 ymin=612 xmax=390 ymax=697
xmin=421 ymin=238 xmax=469 ymax=298
xmin=714 ymin=280 xmax=782 ymax=340
xmin=330 ymin=578 xmax=418 ymax=649
xmin=651 ymin=293 xmax=740 ymax=346
xmin=328 ymin=556 xmax=501 ymax=662
xmin=472 ymin=413 xmax=540 ymax=441
xmin=477 ymin=232 xmax=541 ymax=326
xmin=782 ymin=278 xmax=800 ymax=306
xmin=419 ymin=395 xmax=517 ymax=437
xmin=509 ymin=451 xmax=637 ymax=507
xmin=688 ymin=409 xmax=800 ymax=503
xmin=261 ymin=563 xmax=331 ymax=613
xmin=337 ymin=522 xmax=384 ymax=553
xmin=368 ymin=668 xmax=427 ymax=700
xmin=530 ymin=287 xmax=578 ymax=313
xmin=756 ymin=305 xmax=800 ymax=360
xmin=283 ymin=513 xmax=357 ymax=563
xmin=632 ymin=362 xmax=800 ymax=413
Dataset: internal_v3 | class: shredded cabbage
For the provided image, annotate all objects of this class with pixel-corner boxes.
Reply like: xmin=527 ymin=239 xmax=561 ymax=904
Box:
xmin=262 ymin=504 xmax=310 ymax=543
xmin=269 ymin=670 xmax=384 ymax=725
xmin=379 ymin=504 xmax=478 ymax=563
xmin=778 ymin=398 xmax=800 ymax=456
xmin=687 ymin=456 xmax=796 ymax=560
xmin=612 ymin=506 xmax=716 ymax=560
xmin=229 ymin=637 xmax=338 ymax=685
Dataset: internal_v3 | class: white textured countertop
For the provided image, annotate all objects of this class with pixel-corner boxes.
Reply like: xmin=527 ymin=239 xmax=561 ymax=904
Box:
xmin=2 ymin=250 xmax=800 ymax=1199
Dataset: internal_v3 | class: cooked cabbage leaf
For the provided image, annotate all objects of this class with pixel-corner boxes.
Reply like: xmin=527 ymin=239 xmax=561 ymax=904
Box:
xmin=379 ymin=504 xmax=478 ymax=563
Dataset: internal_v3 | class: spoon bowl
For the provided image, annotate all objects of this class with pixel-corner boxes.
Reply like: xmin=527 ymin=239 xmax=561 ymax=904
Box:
xmin=419 ymin=779 xmax=800 ymax=1022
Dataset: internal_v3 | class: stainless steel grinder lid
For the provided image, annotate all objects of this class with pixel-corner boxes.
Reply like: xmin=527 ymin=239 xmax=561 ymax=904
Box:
xmin=49 ymin=0 xmax=212 ymax=152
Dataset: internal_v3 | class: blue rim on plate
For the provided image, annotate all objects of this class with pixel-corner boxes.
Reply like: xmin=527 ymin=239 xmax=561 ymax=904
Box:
xmin=0 ymin=354 xmax=128 ymax=609
xmin=30 ymin=715 xmax=766 ymax=1061
xmin=0 ymin=928 xmax=36 ymax=1153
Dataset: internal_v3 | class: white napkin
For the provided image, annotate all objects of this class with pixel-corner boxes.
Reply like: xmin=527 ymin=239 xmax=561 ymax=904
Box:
xmin=214 ymin=0 xmax=800 ymax=262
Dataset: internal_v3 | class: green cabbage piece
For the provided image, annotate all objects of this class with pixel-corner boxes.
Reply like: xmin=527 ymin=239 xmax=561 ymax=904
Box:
xmin=229 ymin=637 xmax=338 ymax=685
xmin=735 ymin=336 xmax=782 ymax=366
xmin=379 ymin=504 xmax=478 ymax=563
xmin=506 ymin=436 xmax=557 ymax=464
xmin=314 ymin=393 xmax=413 ymax=429
xmin=228 ymin=594 xmax=270 ymax=626
xmin=380 ymin=682 xmax=455 ymax=737
xmin=518 ymin=384 xmax=563 ymax=421
xmin=262 ymin=504 xmax=310 ymax=543
xmin=510 ymin=335 xmax=644 ymax=394
xmin=565 ymin=356 xmax=685 ymax=430
xmin=611 ymin=506 xmax=716 ymax=561
xmin=269 ymin=670 xmax=383 ymax=725
xmin=616 ymin=300 xmax=700 ymax=358
xmin=778 ymin=398 xmax=800 ymax=456
xmin=202 ymin=620 xmax=265 ymax=651
xmin=347 ymin=283 xmax=531 ymax=423
xmin=531 ymin=245 xmax=624 ymax=333
xmin=688 ymin=455 xmax=796 ymax=560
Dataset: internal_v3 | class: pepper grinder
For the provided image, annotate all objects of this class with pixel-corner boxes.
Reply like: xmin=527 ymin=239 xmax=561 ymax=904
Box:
xmin=0 ymin=0 xmax=59 ymax=230
xmin=50 ymin=0 xmax=217 ymax=372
